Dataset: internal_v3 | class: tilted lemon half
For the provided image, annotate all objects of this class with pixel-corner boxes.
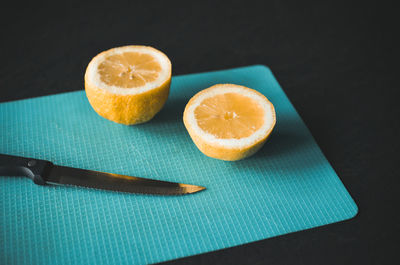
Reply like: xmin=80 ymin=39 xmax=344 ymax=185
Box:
xmin=183 ymin=84 xmax=276 ymax=161
xmin=85 ymin=45 xmax=172 ymax=125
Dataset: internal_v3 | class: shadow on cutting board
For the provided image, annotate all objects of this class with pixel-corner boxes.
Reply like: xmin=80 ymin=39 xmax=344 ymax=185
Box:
xmin=233 ymin=116 xmax=324 ymax=173
xmin=149 ymin=97 xmax=189 ymax=124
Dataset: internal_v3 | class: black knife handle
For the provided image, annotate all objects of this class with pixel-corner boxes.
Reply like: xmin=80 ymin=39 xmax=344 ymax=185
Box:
xmin=0 ymin=154 xmax=53 ymax=185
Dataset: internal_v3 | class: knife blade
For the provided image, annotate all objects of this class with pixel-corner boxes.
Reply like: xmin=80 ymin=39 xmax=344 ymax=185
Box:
xmin=0 ymin=154 xmax=205 ymax=195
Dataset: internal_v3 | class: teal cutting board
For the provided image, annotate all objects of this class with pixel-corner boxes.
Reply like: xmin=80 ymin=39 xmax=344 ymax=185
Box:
xmin=0 ymin=65 xmax=357 ymax=265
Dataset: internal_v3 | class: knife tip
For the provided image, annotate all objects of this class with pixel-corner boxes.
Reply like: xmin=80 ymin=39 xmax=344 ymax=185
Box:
xmin=180 ymin=183 xmax=206 ymax=194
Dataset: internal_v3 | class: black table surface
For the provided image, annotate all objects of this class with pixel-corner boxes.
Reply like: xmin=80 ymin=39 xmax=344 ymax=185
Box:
xmin=1 ymin=1 xmax=398 ymax=264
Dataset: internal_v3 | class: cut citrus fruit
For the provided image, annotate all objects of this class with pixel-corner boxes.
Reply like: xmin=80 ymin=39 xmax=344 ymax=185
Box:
xmin=183 ymin=84 xmax=276 ymax=161
xmin=85 ymin=45 xmax=171 ymax=125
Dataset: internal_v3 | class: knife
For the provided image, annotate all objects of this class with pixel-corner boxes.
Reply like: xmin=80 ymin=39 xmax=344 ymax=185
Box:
xmin=0 ymin=154 xmax=205 ymax=195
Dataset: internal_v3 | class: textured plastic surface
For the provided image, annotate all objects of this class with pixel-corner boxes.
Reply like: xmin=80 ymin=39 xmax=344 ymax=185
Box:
xmin=0 ymin=65 xmax=357 ymax=265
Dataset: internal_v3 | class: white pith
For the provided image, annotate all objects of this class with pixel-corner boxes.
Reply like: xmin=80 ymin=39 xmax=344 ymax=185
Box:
xmin=86 ymin=46 xmax=171 ymax=95
xmin=186 ymin=84 xmax=276 ymax=149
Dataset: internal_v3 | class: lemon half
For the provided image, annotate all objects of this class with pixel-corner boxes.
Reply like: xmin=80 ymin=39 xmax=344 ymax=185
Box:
xmin=85 ymin=45 xmax=171 ymax=125
xmin=183 ymin=84 xmax=276 ymax=161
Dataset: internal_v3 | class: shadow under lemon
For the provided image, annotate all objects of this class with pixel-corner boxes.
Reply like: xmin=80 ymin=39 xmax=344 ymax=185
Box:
xmin=232 ymin=116 xmax=324 ymax=173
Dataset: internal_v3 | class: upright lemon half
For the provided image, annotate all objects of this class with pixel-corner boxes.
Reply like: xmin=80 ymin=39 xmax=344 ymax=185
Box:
xmin=183 ymin=84 xmax=276 ymax=161
xmin=85 ymin=45 xmax=172 ymax=125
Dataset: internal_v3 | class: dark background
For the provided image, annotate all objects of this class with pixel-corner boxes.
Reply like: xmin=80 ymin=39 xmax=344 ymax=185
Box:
xmin=1 ymin=1 xmax=398 ymax=264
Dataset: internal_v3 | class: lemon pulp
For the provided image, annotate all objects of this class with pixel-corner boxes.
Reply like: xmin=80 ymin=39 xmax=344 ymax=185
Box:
xmin=194 ymin=93 xmax=265 ymax=139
